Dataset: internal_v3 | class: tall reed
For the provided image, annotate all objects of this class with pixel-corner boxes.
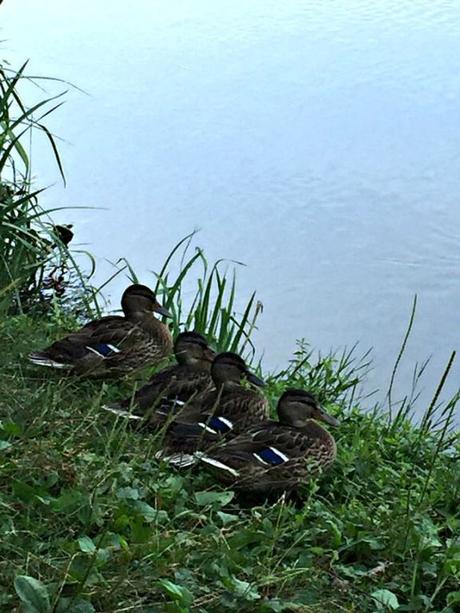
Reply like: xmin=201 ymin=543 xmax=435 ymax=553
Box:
xmin=0 ymin=60 xmax=95 ymax=315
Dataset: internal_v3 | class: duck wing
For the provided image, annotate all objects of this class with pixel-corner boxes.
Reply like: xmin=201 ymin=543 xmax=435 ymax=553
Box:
xmin=164 ymin=389 xmax=268 ymax=453
xmin=29 ymin=317 xmax=143 ymax=368
xmin=138 ymin=366 xmax=212 ymax=407
xmin=103 ymin=366 xmax=213 ymax=423
xmin=202 ymin=423 xmax=336 ymax=493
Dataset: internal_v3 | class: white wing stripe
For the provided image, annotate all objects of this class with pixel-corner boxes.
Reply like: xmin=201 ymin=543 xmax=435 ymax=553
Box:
xmin=253 ymin=446 xmax=290 ymax=466
xmin=86 ymin=344 xmax=121 ymax=358
xmin=201 ymin=456 xmax=240 ymax=477
xmin=198 ymin=422 xmax=218 ymax=434
xmin=28 ymin=358 xmax=69 ymax=369
xmin=106 ymin=344 xmax=121 ymax=353
xmin=253 ymin=453 xmax=271 ymax=465
xmin=268 ymin=446 xmax=289 ymax=462
xmin=215 ymin=416 xmax=233 ymax=429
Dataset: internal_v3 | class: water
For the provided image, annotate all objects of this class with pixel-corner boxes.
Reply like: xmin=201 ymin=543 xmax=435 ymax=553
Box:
xmin=3 ymin=0 xmax=460 ymax=414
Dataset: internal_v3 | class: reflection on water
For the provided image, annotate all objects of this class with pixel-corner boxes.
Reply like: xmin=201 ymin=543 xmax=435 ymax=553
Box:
xmin=3 ymin=0 xmax=460 ymax=414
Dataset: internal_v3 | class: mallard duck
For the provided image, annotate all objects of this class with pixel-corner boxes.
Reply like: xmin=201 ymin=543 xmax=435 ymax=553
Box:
xmin=158 ymin=352 xmax=268 ymax=462
xmin=198 ymin=389 xmax=339 ymax=495
xmin=102 ymin=331 xmax=215 ymax=423
xmin=29 ymin=284 xmax=173 ymax=376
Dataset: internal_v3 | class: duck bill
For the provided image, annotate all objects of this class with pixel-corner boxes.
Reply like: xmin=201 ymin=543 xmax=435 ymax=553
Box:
xmin=246 ymin=371 xmax=266 ymax=387
xmin=155 ymin=304 xmax=173 ymax=318
xmin=318 ymin=408 xmax=340 ymax=427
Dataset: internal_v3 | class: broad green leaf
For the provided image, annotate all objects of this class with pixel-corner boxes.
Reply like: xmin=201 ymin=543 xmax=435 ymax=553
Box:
xmin=228 ymin=577 xmax=260 ymax=601
xmin=51 ymin=490 xmax=88 ymax=513
xmin=157 ymin=579 xmax=193 ymax=606
xmin=447 ymin=591 xmax=460 ymax=606
xmin=371 ymin=589 xmax=399 ymax=610
xmin=56 ymin=597 xmax=95 ymax=613
xmin=194 ymin=491 xmax=234 ymax=507
xmin=116 ymin=486 xmax=140 ymax=500
xmin=78 ymin=536 xmax=96 ymax=553
xmin=217 ymin=511 xmax=238 ymax=525
xmin=132 ymin=500 xmax=168 ymax=523
xmin=1 ymin=421 xmax=22 ymax=436
xmin=12 ymin=481 xmax=48 ymax=504
xmin=14 ymin=575 xmax=51 ymax=613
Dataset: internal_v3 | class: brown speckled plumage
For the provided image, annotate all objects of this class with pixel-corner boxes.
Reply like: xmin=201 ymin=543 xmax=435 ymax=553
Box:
xmin=200 ymin=389 xmax=339 ymax=495
xmin=105 ymin=331 xmax=215 ymax=424
xmin=29 ymin=284 xmax=173 ymax=377
xmin=160 ymin=352 xmax=268 ymax=454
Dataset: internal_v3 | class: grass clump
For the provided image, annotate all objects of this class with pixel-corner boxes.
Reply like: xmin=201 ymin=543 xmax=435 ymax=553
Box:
xmin=0 ymin=59 xmax=97 ymax=318
xmin=0 ymin=313 xmax=459 ymax=612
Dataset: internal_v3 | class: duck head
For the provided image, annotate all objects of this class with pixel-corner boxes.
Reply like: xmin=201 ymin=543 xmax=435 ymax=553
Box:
xmin=174 ymin=331 xmax=216 ymax=367
xmin=277 ymin=389 xmax=339 ymax=428
xmin=121 ymin=284 xmax=172 ymax=318
xmin=211 ymin=352 xmax=265 ymax=389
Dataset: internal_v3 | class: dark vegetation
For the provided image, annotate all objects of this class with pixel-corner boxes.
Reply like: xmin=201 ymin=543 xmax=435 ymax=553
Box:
xmin=0 ymin=59 xmax=459 ymax=613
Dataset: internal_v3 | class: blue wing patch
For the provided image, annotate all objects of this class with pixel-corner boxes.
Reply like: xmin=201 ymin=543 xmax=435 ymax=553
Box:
xmin=86 ymin=343 xmax=120 ymax=358
xmin=197 ymin=416 xmax=233 ymax=434
xmin=254 ymin=446 xmax=289 ymax=466
xmin=208 ymin=416 xmax=233 ymax=433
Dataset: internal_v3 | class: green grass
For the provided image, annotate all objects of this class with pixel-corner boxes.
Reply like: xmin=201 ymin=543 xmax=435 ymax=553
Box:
xmin=0 ymin=60 xmax=65 ymax=312
xmin=0 ymin=315 xmax=459 ymax=613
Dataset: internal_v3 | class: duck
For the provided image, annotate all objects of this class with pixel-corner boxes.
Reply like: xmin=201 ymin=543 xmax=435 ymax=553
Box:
xmin=158 ymin=351 xmax=268 ymax=463
xmin=198 ymin=389 xmax=339 ymax=496
xmin=28 ymin=284 xmax=173 ymax=376
xmin=102 ymin=331 xmax=215 ymax=423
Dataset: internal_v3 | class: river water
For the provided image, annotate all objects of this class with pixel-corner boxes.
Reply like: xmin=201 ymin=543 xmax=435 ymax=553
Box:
xmin=3 ymin=1 xmax=460 ymax=416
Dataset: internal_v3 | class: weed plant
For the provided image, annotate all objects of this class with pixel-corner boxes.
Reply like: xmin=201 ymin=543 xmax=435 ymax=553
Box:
xmin=0 ymin=304 xmax=458 ymax=612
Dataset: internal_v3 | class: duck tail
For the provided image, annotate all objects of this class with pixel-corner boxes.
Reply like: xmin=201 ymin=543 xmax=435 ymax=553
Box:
xmin=101 ymin=404 xmax=143 ymax=421
xmin=154 ymin=450 xmax=197 ymax=468
xmin=28 ymin=352 xmax=70 ymax=369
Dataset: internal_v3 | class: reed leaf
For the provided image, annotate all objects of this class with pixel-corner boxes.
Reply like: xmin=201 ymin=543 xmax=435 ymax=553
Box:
xmin=0 ymin=58 xmax=95 ymax=315
xmin=152 ymin=234 xmax=262 ymax=359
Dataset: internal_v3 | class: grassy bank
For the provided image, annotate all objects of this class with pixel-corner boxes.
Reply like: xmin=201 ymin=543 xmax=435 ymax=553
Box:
xmin=0 ymin=314 xmax=459 ymax=612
